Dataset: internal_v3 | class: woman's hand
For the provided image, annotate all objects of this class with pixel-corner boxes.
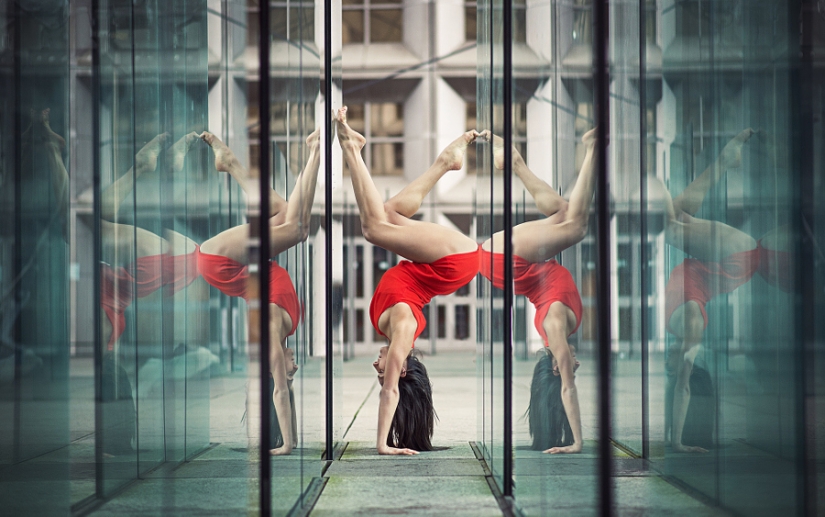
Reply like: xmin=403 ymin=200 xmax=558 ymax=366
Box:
xmin=269 ymin=445 xmax=293 ymax=456
xmin=543 ymin=442 xmax=582 ymax=454
xmin=377 ymin=445 xmax=419 ymax=456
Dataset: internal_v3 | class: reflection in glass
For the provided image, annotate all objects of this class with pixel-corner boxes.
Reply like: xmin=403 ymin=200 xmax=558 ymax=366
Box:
xmin=480 ymin=129 xmax=596 ymax=454
xmin=198 ymin=130 xmax=320 ymax=456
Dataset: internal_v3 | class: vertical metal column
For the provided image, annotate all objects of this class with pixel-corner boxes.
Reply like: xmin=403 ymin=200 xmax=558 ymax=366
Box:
xmin=594 ymin=0 xmax=614 ymax=514
xmin=325 ymin=0 xmax=334 ymax=461
xmin=258 ymin=1 xmax=272 ymax=513
xmin=638 ymin=0 xmax=650 ymax=461
xmin=502 ymin=0 xmax=514 ymax=498
xmin=90 ymin=0 xmax=104 ymax=498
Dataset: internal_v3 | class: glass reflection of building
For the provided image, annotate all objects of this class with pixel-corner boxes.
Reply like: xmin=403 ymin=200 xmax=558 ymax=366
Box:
xmin=0 ymin=0 xmax=822 ymax=516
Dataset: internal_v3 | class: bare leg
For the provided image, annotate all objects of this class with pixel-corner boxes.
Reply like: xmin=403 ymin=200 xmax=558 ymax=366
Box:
xmin=101 ymin=133 xmax=169 ymax=221
xmin=491 ymin=128 xmax=597 ymax=262
xmin=269 ymin=304 xmax=295 ymax=456
xmin=201 ymin=131 xmax=288 ymax=217
xmin=484 ymin=129 xmax=568 ymax=218
xmin=541 ymin=302 xmax=583 ymax=454
xmin=672 ymin=128 xmax=755 ymax=216
xmin=336 ymin=107 xmax=477 ymax=263
xmin=200 ymin=130 xmax=321 ymax=262
xmin=386 ymin=130 xmax=480 ymax=218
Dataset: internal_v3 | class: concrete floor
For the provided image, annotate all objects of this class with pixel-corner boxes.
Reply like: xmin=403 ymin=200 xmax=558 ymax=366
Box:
xmin=73 ymin=349 xmax=734 ymax=516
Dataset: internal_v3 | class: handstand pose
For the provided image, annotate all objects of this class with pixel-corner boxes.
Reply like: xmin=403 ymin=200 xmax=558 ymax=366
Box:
xmin=198 ymin=129 xmax=320 ymax=456
xmin=32 ymin=110 xmax=202 ymax=454
xmin=336 ymin=106 xmax=481 ymax=455
xmin=480 ymin=128 xmax=597 ymax=454
xmin=658 ymin=128 xmax=757 ymax=452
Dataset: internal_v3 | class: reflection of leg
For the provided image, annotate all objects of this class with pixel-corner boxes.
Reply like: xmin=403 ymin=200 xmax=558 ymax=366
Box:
xmin=540 ymin=302 xmax=582 ymax=454
xmin=672 ymin=128 xmax=755 ymax=216
xmin=268 ymin=129 xmax=321 ymax=255
xmin=201 ymin=131 xmax=288 ymax=217
xmin=667 ymin=212 xmax=756 ymax=262
xmin=269 ymin=305 xmax=294 ymax=456
xmin=509 ymin=130 xmax=597 ymax=262
xmin=386 ymin=130 xmax=478 ymax=218
xmin=667 ymin=301 xmax=707 ymax=453
xmin=101 ymin=133 xmax=169 ymax=220
xmin=337 ymin=107 xmax=477 ymax=263
xmin=487 ymin=129 xmax=567 ymax=217
xmin=166 ymin=132 xmax=200 ymax=173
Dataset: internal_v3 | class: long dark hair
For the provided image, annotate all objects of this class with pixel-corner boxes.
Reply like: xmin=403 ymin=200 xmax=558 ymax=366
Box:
xmin=527 ymin=352 xmax=573 ymax=450
xmin=387 ymin=354 xmax=436 ymax=451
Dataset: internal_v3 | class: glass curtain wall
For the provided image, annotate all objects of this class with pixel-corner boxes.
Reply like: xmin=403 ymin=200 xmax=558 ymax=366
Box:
xmin=477 ymin=0 xmax=824 ymax=515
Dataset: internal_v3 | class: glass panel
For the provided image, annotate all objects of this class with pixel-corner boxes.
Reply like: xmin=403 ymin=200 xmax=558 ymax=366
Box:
xmin=508 ymin=0 xmax=601 ymax=513
xmin=0 ymin=3 xmax=71 ymax=514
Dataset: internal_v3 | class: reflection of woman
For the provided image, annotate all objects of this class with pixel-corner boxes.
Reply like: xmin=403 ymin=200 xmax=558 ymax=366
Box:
xmin=659 ymin=129 xmax=757 ymax=452
xmin=34 ymin=109 xmax=202 ymax=454
xmin=97 ymin=132 xmax=202 ymax=352
xmin=197 ymin=130 xmax=319 ymax=456
xmin=336 ymin=107 xmax=481 ymax=455
xmin=480 ymin=129 xmax=597 ymax=454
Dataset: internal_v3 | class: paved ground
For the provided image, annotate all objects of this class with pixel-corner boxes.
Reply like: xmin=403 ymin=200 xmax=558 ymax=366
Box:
xmin=70 ymin=349 xmax=733 ymax=516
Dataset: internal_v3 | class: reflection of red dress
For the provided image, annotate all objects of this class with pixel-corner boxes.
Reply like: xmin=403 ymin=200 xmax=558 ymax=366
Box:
xmin=196 ymin=249 xmax=300 ymax=337
xmin=480 ymin=250 xmax=583 ymax=346
xmin=369 ymin=247 xmax=481 ymax=343
xmin=757 ymin=239 xmax=792 ymax=293
xmin=664 ymin=249 xmax=759 ymax=331
xmin=100 ymin=245 xmax=201 ymax=351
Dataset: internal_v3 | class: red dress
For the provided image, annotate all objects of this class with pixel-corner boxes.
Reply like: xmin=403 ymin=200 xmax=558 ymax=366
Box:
xmin=369 ymin=247 xmax=481 ymax=343
xmin=196 ymin=248 xmax=300 ymax=337
xmin=100 ymin=245 xmax=200 ymax=351
xmin=664 ymin=249 xmax=759 ymax=331
xmin=480 ymin=250 xmax=583 ymax=346
xmin=756 ymin=239 xmax=792 ymax=293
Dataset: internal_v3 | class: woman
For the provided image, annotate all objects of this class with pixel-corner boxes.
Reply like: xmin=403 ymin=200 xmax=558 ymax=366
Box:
xmin=336 ymin=107 xmax=481 ymax=455
xmin=659 ymin=128 xmax=757 ymax=452
xmin=480 ymin=128 xmax=597 ymax=454
xmin=197 ymin=130 xmax=319 ymax=455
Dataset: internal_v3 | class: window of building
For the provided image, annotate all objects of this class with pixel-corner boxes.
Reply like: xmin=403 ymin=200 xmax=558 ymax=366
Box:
xmin=343 ymin=0 xmax=403 ymax=44
xmin=247 ymin=1 xmax=316 ymax=47
xmin=343 ymin=103 xmax=405 ymax=176
xmin=465 ymin=0 xmax=525 ymax=43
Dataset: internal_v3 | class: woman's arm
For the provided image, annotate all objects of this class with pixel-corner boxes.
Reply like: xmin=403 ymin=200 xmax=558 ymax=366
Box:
xmin=376 ymin=339 xmax=418 ymax=455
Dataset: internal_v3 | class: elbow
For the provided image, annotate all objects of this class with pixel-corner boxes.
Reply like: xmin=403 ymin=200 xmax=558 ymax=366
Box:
xmin=379 ymin=386 xmax=399 ymax=400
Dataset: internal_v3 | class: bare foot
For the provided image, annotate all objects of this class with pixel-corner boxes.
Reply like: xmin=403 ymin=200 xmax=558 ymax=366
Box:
xmin=481 ymin=130 xmax=521 ymax=170
xmin=306 ymin=127 xmax=321 ymax=149
xmin=201 ymin=131 xmax=242 ymax=174
xmin=582 ymin=127 xmax=597 ymax=148
xmin=718 ymin=128 xmax=756 ymax=170
xmin=436 ymin=130 xmax=480 ymax=171
xmin=166 ymin=131 xmax=200 ymax=172
xmin=134 ymin=133 xmax=169 ymax=173
xmin=335 ymin=107 xmax=366 ymax=150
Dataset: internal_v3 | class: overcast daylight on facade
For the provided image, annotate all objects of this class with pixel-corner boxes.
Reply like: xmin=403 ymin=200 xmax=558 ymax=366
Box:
xmin=1 ymin=1 xmax=824 ymax=515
